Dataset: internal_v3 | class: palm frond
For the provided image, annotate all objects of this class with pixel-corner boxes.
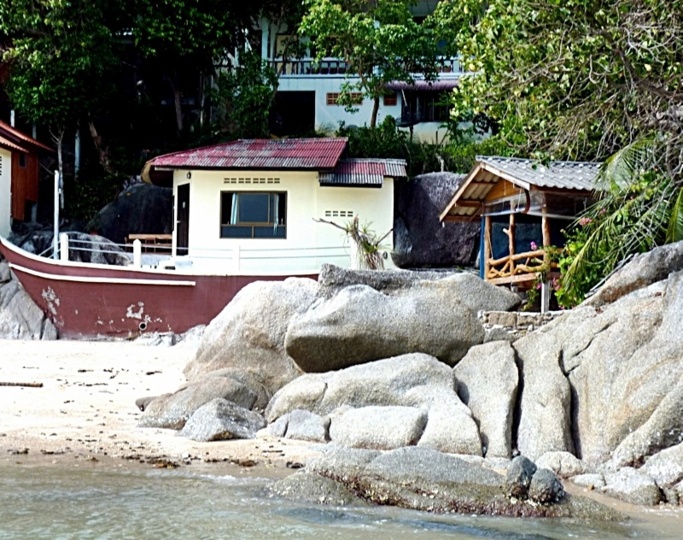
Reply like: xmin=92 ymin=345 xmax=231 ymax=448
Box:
xmin=598 ymin=134 xmax=658 ymax=194
xmin=666 ymin=187 xmax=683 ymax=243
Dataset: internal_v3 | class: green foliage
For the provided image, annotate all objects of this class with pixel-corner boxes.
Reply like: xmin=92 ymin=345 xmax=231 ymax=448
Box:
xmin=300 ymin=0 xmax=450 ymax=127
xmin=210 ymin=52 xmax=278 ymax=140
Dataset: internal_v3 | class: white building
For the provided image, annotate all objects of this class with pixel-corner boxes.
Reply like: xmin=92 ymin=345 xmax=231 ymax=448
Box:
xmin=258 ymin=1 xmax=461 ymax=142
xmin=144 ymin=137 xmax=404 ymax=274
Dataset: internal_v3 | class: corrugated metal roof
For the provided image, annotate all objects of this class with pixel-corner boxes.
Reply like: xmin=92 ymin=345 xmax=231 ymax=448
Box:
xmin=478 ymin=156 xmax=601 ymax=191
xmin=0 ymin=120 xmax=52 ymax=152
xmin=440 ymin=156 xmax=602 ymax=222
xmin=0 ymin=134 xmax=28 ymax=153
xmin=319 ymin=158 xmax=407 ymax=187
xmin=149 ymin=138 xmax=349 ymax=170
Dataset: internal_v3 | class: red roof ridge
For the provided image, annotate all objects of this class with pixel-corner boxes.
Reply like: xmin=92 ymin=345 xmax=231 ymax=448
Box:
xmin=0 ymin=119 xmax=53 ymax=152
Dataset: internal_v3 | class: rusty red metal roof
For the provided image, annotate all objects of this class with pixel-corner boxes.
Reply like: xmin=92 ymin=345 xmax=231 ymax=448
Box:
xmin=0 ymin=134 xmax=28 ymax=153
xmin=0 ymin=120 xmax=53 ymax=152
xmin=319 ymin=158 xmax=407 ymax=187
xmin=149 ymin=138 xmax=349 ymax=171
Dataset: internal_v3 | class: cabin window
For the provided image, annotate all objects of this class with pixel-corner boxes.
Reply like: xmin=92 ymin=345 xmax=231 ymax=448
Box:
xmin=383 ymin=92 xmax=398 ymax=106
xmin=18 ymin=153 xmax=26 ymax=168
xmin=220 ymin=191 xmax=287 ymax=239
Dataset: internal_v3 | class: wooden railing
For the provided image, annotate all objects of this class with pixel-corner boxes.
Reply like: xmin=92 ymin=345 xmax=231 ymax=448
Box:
xmin=486 ymin=249 xmax=558 ymax=286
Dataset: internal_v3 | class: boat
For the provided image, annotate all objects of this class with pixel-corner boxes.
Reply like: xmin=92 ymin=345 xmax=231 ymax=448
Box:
xmin=0 ymin=235 xmax=323 ymax=338
xmin=0 ymin=138 xmax=406 ymax=338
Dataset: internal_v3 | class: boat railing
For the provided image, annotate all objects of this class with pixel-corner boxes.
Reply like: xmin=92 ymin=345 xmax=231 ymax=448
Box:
xmin=55 ymin=233 xmax=352 ymax=271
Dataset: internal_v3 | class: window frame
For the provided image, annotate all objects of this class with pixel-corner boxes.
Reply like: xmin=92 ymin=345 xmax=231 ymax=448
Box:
xmin=219 ymin=190 xmax=287 ymax=239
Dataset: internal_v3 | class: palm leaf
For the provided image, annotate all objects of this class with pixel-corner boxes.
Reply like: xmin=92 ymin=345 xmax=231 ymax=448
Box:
xmin=666 ymin=187 xmax=683 ymax=243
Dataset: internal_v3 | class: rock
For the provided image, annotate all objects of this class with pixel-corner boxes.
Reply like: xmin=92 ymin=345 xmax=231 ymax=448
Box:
xmin=505 ymin=456 xmax=537 ymax=499
xmin=391 ymin=173 xmax=479 ymax=268
xmin=286 ymin=273 xmax=519 ymax=372
xmin=453 ymin=341 xmax=519 ymax=458
xmin=279 ymin=446 xmax=622 ymax=519
xmin=135 ymin=396 xmax=156 ymax=412
xmin=585 ymin=240 xmax=683 ymax=308
xmin=329 ymin=406 xmax=427 ymax=450
xmin=184 ymin=278 xmax=318 ymax=396
xmin=569 ymin=278 xmax=681 ymax=465
xmin=278 ymin=409 xmax=330 ymax=443
xmin=138 ymin=376 xmax=259 ymax=429
xmin=513 ymin=331 xmax=574 ymax=460
xmin=269 ymin=471 xmax=365 ymax=506
xmin=528 ymin=468 xmax=565 ymax=504
xmin=535 ymin=451 xmax=586 ymax=478
xmin=602 ymin=467 xmax=662 ymax=506
xmin=87 ymin=183 xmax=172 ymax=245
xmin=0 ymin=267 xmax=57 ymax=340
xmin=571 ymin=473 xmax=606 ymax=489
xmin=179 ymin=398 xmax=266 ymax=441
xmin=641 ymin=442 xmax=683 ymax=488
xmin=266 ymin=353 xmax=482 ymax=455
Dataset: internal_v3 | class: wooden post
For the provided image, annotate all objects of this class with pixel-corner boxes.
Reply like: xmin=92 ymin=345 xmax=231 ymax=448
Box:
xmin=508 ymin=213 xmax=516 ymax=276
xmin=541 ymin=210 xmax=552 ymax=313
xmin=484 ymin=215 xmax=491 ymax=280
xmin=59 ymin=233 xmax=69 ymax=262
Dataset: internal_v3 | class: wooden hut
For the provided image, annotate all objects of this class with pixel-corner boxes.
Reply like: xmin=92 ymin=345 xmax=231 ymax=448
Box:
xmin=439 ymin=156 xmax=600 ymax=288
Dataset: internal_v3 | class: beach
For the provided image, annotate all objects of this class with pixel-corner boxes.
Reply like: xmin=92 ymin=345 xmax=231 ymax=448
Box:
xmin=0 ymin=339 xmax=321 ymax=472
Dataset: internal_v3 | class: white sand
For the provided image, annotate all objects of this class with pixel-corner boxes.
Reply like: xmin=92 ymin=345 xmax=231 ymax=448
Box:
xmin=0 ymin=339 xmax=321 ymax=471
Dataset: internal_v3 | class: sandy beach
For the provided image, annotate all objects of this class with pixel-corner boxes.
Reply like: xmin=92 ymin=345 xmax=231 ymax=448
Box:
xmin=0 ymin=339 xmax=322 ymax=473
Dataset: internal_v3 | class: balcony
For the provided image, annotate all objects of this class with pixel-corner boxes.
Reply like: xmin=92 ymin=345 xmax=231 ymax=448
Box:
xmin=267 ymin=56 xmax=463 ymax=78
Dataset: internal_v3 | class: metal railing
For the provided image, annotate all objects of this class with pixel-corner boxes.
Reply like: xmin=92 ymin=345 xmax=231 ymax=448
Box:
xmin=267 ymin=56 xmax=463 ymax=77
xmin=54 ymin=233 xmax=351 ymax=272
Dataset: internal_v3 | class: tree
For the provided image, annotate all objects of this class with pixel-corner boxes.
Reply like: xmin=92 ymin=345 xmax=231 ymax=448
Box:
xmin=211 ymin=51 xmax=278 ymax=140
xmin=440 ymin=0 xmax=683 ymax=304
xmin=300 ymin=0 xmax=450 ymax=127
xmin=0 ymin=0 xmax=120 ymax=179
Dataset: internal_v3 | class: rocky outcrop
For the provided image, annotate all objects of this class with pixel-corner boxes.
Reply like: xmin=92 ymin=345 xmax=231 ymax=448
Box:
xmin=392 ymin=173 xmax=479 ymax=268
xmin=585 ymin=241 xmax=683 ymax=308
xmin=266 ymin=353 xmax=482 ymax=455
xmin=138 ymin=374 xmax=260 ymax=430
xmin=179 ymin=398 xmax=266 ymax=442
xmin=453 ymin=341 xmax=519 ymax=458
xmin=184 ymin=278 xmax=318 ymax=396
xmin=0 ymin=260 xmax=57 ymax=340
xmin=87 ymin=183 xmax=172 ymax=245
xmin=602 ymin=468 xmax=663 ymax=506
xmin=271 ymin=446 xmax=622 ymax=519
xmin=259 ymin=409 xmax=329 ymax=443
xmin=286 ymin=272 xmax=520 ymax=372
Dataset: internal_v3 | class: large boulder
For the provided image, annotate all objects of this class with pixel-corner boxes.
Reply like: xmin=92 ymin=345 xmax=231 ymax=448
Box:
xmin=286 ymin=272 xmax=520 ymax=372
xmin=138 ymin=374 xmax=259 ymax=429
xmin=602 ymin=468 xmax=663 ymax=506
xmin=453 ymin=341 xmax=519 ymax=458
xmin=184 ymin=278 xmax=318 ymax=396
xmin=513 ymin=330 xmax=575 ymax=460
xmin=179 ymin=398 xmax=266 ymax=441
xmin=87 ymin=182 xmax=172 ymax=245
xmin=0 ymin=261 xmax=57 ymax=339
xmin=641 ymin=441 xmax=683 ymax=488
xmin=328 ymin=406 xmax=427 ymax=450
xmin=569 ymin=279 xmax=681 ymax=465
xmin=392 ymin=173 xmax=479 ymax=268
xmin=272 ymin=446 xmax=623 ymax=520
xmin=585 ymin=240 xmax=683 ymax=308
xmin=266 ymin=353 xmax=482 ymax=455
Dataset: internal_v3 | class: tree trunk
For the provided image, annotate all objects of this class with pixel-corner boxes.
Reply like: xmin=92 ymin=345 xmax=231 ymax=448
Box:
xmin=370 ymin=95 xmax=380 ymax=128
xmin=87 ymin=119 xmax=114 ymax=175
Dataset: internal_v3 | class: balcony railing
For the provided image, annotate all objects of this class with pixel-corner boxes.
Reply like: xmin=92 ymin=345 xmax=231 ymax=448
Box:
xmin=268 ymin=56 xmax=463 ymax=77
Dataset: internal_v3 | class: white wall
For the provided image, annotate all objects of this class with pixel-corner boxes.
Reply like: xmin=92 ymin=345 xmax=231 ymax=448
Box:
xmin=172 ymin=170 xmax=394 ymax=275
xmin=0 ymin=148 xmax=11 ymax=238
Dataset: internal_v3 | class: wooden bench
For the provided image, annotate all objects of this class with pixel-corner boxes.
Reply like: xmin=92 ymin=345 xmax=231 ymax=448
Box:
xmin=126 ymin=234 xmax=173 ymax=253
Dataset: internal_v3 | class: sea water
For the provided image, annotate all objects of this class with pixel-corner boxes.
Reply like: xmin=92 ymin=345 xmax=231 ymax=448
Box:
xmin=0 ymin=462 xmax=680 ymax=539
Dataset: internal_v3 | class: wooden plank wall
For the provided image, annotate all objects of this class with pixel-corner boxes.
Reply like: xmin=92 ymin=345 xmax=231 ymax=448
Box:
xmin=10 ymin=151 xmax=39 ymax=221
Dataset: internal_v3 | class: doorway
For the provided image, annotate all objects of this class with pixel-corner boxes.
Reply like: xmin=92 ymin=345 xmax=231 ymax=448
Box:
xmin=176 ymin=183 xmax=189 ymax=255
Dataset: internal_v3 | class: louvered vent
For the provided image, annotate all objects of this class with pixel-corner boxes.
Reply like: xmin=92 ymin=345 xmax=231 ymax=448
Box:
xmin=223 ymin=177 xmax=281 ymax=184
xmin=324 ymin=210 xmax=354 ymax=218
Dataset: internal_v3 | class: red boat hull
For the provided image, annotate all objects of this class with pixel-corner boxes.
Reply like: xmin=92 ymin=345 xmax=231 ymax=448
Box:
xmin=0 ymin=238 xmax=315 ymax=338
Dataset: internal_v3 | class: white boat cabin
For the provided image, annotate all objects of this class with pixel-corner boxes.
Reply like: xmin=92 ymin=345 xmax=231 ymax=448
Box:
xmin=143 ymin=137 xmax=404 ymax=275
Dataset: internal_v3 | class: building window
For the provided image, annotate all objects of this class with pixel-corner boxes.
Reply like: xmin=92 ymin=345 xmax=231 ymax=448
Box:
xmin=220 ymin=191 xmax=287 ymax=238
xmin=326 ymin=92 xmax=363 ymax=106
xmin=400 ymin=91 xmax=451 ymax=125
xmin=383 ymin=92 xmax=398 ymax=106
xmin=18 ymin=153 xmax=26 ymax=168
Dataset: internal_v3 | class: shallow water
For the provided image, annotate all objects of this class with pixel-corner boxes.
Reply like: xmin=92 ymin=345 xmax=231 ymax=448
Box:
xmin=0 ymin=461 xmax=680 ymax=539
